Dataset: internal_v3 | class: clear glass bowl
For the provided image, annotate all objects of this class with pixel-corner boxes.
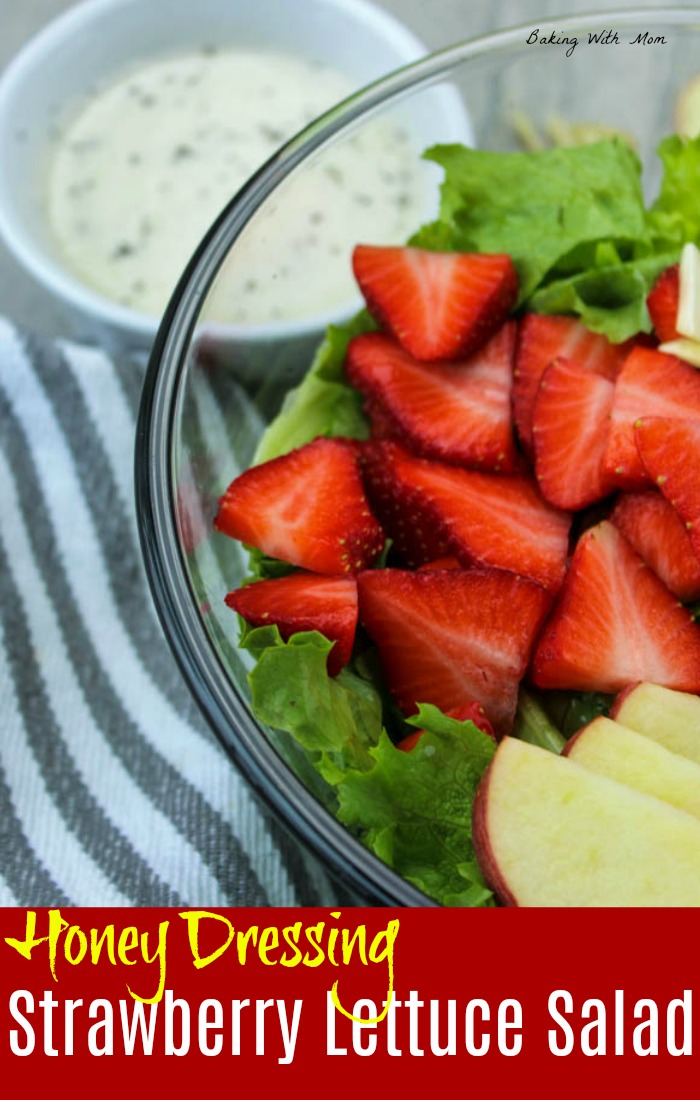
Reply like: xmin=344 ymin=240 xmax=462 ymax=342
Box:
xmin=136 ymin=10 xmax=700 ymax=905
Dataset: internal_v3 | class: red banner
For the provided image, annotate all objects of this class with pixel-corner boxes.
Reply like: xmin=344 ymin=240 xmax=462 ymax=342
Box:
xmin=0 ymin=907 xmax=697 ymax=1091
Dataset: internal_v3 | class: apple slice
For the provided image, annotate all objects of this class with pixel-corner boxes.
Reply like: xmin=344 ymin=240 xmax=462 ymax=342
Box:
xmin=564 ymin=715 xmax=700 ymax=820
xmin=472 ymin=737 xmax=700 ymax=906
xmin=611 ymin=682 xmax=700 ymax=766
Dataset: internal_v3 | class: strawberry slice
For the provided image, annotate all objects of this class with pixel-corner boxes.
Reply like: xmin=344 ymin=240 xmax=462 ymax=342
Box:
xmin=345 ymin=323 xmax=516 ymax=471
xmin=398 ymin=701 xmax=497 ymax=752
xmin=363 ymin=396 xmax=398 ymax=441
xmin=514 ymin=314 xmax=628 ymax=453
xmin=531 ymin=520 xmax=700 ymax=693
xmin=360 ymin=441 xmax=453 ymax=565
xmin=647 ymin=263 xmax=680 ymax=342
xmin=215 ymin=437 xmax=384 ymax=575
xmin=358 ymin=568 xmax=551 ymax=736
xmin=605 ymin=346 xmax=700 ymax=489
xmin=352 ymin=245 xmax=517 ymax=361
xmin=417 ymin=556 xmax=462 ymax=571
xmin=634 ymin=417 xmax=700 ymax=565
xmin=610 ymin=490 xmax=700 ymax=602
xmin=225 ymin=572 xmax=357 ymax=676
xmin=360 ymin=441 xmax=571 ymax=590
xmin=532 ymin=357 xmax=616 ymax=510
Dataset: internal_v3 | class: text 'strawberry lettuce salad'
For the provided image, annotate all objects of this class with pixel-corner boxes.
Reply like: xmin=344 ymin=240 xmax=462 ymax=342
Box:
xmin=213 ymin=134 xmax=700 ymax=907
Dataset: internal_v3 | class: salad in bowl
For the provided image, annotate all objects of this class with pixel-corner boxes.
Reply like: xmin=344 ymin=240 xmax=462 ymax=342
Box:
xmin=137 ymin=13 xmax=700 ymax=906
xmin=211 ymin=130 xmax=700 ymax=907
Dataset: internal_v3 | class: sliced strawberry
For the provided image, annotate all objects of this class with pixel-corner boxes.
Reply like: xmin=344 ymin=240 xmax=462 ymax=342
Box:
xmin=346 ymin=323 xmax=516 ymax=471
xmin=514 ymin=314 xmax=628 ymax=453
xmin=360 ymin=442 xmax=453 ymax=566
xmin=647 ymin=263 xmax=680 ymax=343
xmin=417 ymin=556 xmax=462 ymax=571
xmin=448 ymin=701 xmax=497 ymax=740
xmin=396 ymin=730 xmax=424 ymax=753
xmin=352 ymin=244 xmax=517 ymax=361
xmin=398 ymin=701 xmax=497 ymax=751
xmin=360 ymin=441 xmax=571 ymax=590
xmin=610 ymin=490 xmax=700 ymax=602
xmin=215 ymin=437 xmax=384 ymax=575
xmin=363 ymin=396 xmax=398 ymax=441
xmin=634 ymin=417 xmax=700 ymax=565
xmin=531 ymin=520 xmax=700 ymax=693
xmin=604 ymin=346 xmax=700 ymax=489
xmin=225 ymin=573 xmax=357 ymax=675
xmin=532 ymin=357 xmax=616 ymax=510
xmin=358 ymin=568 xmax=550 ymax=736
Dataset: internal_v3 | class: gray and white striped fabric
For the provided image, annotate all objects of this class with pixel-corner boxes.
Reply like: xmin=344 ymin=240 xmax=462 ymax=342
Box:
xmin=0 ymin=316 xmax=332 ymax=907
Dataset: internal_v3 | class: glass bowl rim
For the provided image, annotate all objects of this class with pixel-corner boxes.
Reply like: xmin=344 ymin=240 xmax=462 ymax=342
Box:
xmin=135 ymin=6 xmax=700 ymax=906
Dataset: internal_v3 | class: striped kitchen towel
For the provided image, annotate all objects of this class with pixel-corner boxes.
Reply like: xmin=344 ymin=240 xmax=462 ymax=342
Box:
xmin=0 ymin=316 xmax=336 ymax=907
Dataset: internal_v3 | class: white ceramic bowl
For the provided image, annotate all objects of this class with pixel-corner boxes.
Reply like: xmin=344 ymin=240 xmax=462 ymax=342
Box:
xmin=0 ymin=0 xmax=469 ymax=350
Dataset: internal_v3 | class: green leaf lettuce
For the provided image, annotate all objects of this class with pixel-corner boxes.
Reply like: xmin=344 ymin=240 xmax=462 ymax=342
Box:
xmin=337 ymin=705 xmax=496 ymax=906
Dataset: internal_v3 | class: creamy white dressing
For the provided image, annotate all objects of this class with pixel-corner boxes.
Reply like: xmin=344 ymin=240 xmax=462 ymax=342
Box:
xmin=46 ymin=48 xmax=425 ymax=323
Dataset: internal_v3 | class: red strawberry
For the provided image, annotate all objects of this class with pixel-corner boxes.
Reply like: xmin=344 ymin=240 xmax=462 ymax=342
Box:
xmin=352 ymin=245 xmax=518 ymax=361
xmin=215 ymin=437 xmax=384 ymax=575
xmin=605 ymin=346 xmax=700 ymax=489
xmin=396 ymin=730 xmax=424 ymax=753
xmin=396 ymin=730 xmax=423 ymax=752
xmin=360 ymin=441 xmax=571 ymax=590
xmin=634 ymin=417 xmax=700 ymax=565
xmin=363 ymin=396 xmax=398 ymax=441
xmin=647 ymin=263 xmax=680 ymax=342
xmin=610 ymin=490 xmax=700 ymax=602
xmin=531 ymin=520 xmax=700 ymax=693
xmin=398 ymin=701 xmax=497 ymax=752
xmin=532 ymin=357 xmax=616 ymax=510
xmin=346 ymin=323 xmax=516 ymax=471
xmin=225 ymin=572 xmax=358 ymax=676
xmin=360 ymin=442 xmax=453 ymax=565
xmin=514 ymin=314 xmax=628 ymax=453
xmin=358 ymin=568 xmax=551 ymax=736
xmin=417 ymin=556 xmax=462 ymax=571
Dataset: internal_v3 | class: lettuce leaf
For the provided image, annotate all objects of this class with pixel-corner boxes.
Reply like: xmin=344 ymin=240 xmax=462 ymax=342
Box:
xmin=337 ymin=705 xmax=496 ymax=906
xmin=647 ymin=134 xmax=700 ymax=250
xmin=252 ymin=312 xmax=373 ymax=464
xmin=540 ymin=689 xmax=613 ymax=740
xmin=242 ymin=624 xmax=383 ymax=785
xmin=414 ymin=139 xmax=647 ymax=303
xmin=242 ymin=624 xmax=497 ymax=904
xmin=528 ymin=252 xmax=675 ymax=342
xmin=413 ymin=136 xmax=700 ymax=342
xmin=512 ymin=690 xmax=566 ymax=754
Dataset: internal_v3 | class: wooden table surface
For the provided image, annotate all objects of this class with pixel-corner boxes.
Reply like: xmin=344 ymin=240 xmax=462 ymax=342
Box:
xmin=0 ymin=0 xmax=668 ymax=339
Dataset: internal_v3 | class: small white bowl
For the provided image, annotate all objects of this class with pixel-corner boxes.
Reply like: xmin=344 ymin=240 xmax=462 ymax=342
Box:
xmin=0 ymin=0 xmax=469 ymax=349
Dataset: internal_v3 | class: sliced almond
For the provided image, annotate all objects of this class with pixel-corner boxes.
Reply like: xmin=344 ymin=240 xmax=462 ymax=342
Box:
xmin=676 ymin=241 xmax=700 ymax=341
xmin=676 ymin=73 xmax=700 ymax=138
xmin=659 ymin=337 xmax=700 ymax=368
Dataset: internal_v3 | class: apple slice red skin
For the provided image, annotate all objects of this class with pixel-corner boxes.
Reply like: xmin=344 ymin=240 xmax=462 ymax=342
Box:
xmin=609 ymin=683 xmax=643 ymax=722
xmin=471 ymin=761 xmax=520 ymax=907
xmin=560 ymin=722 xmax=592 ymax=758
